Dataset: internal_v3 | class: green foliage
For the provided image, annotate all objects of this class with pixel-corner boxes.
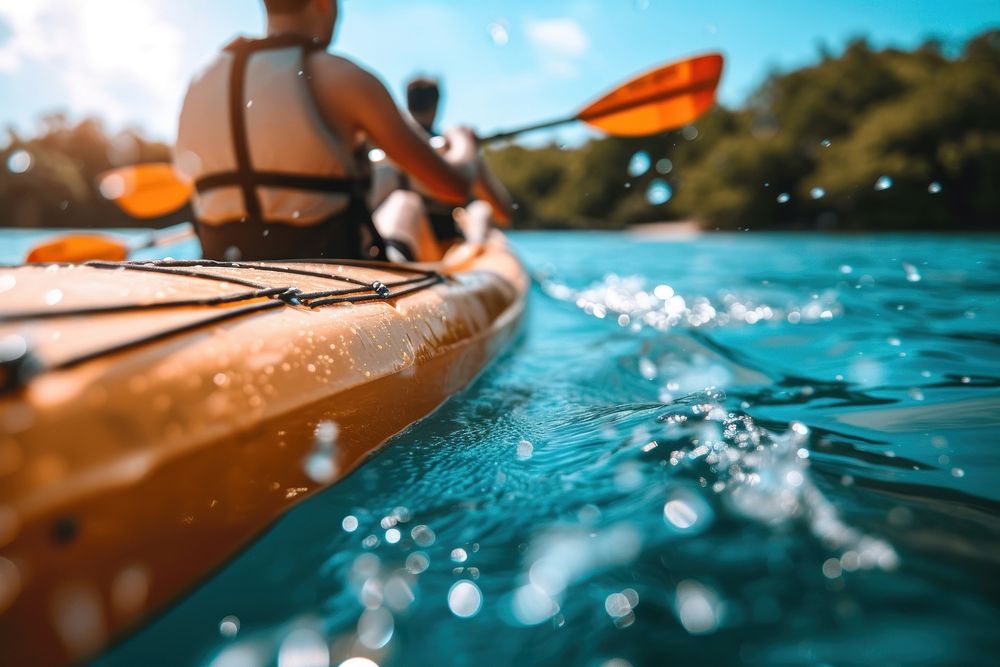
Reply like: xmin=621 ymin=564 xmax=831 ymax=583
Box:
xmin=486 ymin=30 xmax=1000 ymax=230
xmin=0 ymin=114 xmax=188 ymax=229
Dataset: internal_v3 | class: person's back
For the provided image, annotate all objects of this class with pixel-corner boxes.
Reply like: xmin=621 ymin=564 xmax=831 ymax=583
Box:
xmin=176 ymin=0 xmax=470 ymax=261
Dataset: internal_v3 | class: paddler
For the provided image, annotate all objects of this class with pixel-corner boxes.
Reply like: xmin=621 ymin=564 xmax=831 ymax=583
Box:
xmin=174 ymin=0 xmax=483 ymax=262
xmin=370 ymin=77 xmax=513 ymax=250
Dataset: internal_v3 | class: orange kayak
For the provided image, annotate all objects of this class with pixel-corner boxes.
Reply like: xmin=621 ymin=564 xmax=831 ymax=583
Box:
xmin=0 ymin=234 xmax=527 ymax=665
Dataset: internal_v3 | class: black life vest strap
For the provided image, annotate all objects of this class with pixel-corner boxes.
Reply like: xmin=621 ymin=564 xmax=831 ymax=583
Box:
xmin=195 ymin=171 xmax=370 ymax=196
xmin=208 ymin=34 xmax=369 ymax=210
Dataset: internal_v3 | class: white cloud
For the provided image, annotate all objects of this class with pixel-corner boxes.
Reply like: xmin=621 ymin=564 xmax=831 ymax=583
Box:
xmin=525 ymin=18 xmax=590 ymax=60
xmin=0 ymin=0 xmax=184 ymax=137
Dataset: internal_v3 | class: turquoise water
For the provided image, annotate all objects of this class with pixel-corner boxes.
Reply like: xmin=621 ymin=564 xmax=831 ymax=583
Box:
xmin=6 ymin=231 xmax=1000 ymax=666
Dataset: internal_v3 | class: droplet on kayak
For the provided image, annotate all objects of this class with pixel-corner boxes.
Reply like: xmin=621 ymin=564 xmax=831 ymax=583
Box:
xmin=304 ymin=420 xmax=339 ymax=484
xmin=448 ymin=580 xmax=483 ymax=618
xmin=451 ymin=548 xmax=468 ymax=563
xmin=342 ymin=515 xmax=359 ymax=532
xmin=0 ymin=556 xmax=21 ymax=614
xmin=627 ymin=151 xmax=651 ymax=177
xmin=110 ymin=565 xmax=150 ymax=617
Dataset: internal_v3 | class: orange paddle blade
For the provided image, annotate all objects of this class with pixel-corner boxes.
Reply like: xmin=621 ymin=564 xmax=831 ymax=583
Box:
xmin=578 ymin=52 xmax=724 ymax=137
xmin=98 ymin=162 xmax=192 ymax=219
xmin=26 ymin=234 xmax=130 ymax=263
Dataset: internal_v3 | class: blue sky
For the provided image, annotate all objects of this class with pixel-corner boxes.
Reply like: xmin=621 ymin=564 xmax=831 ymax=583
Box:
xmin=0 ymin=0 xmax=997 ymax=145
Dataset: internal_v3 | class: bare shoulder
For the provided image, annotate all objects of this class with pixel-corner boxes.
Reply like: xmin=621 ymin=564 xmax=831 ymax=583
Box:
xmin=306 ymin=51 xmax=384 ymax=94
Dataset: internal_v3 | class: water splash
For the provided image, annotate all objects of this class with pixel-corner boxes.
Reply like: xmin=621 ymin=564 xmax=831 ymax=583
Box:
xmin=540 ymin=274 xmax=841 ymax=331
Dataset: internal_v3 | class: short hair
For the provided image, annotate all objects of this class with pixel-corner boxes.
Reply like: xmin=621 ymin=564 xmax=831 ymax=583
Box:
xmin=262 ymin=0 xmax=312 ymax=14
xmin=406 ymin=77 xmax=440 ymax=113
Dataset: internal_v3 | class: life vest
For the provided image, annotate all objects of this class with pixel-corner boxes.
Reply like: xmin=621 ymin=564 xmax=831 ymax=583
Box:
xmin=176 ymin=34 xmax=386 ymax=260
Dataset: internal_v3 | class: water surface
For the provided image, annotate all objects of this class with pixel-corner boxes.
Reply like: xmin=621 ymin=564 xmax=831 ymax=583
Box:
xmin=8 ymin=231 xmax=999 ymax=666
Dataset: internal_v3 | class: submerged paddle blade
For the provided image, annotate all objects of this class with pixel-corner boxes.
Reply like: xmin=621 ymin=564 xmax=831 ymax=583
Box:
xmin=26 ymin=234 xmax=129 ymax=263
xmin=578 ymin=52 xmax=724 ymax=137
xmin=99 ymin=163 xmax=192 ymax=219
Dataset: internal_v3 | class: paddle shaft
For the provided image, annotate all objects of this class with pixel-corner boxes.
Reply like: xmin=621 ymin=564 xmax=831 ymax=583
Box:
xmin=480 ymin=113 xmax=579 ymax=144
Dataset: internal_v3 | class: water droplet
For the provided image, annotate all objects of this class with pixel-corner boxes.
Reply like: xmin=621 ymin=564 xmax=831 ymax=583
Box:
xmin=655 ymin=158 xmax=673 ymax=174
xmin=342 ymin=515 xmax=359 ymax=532
xmin=385 ymin=528 xmax=401 ymax=544
xmin=368 ymin=148 xmax=386 ymax=162
xmin=627 ymin=151 xmax=651 ymax=177
xmin=277 ymin=627 xmax=330 ymax=667
xmin=822 ymin=557 xmax=842 ymax=579
xmin=246 ymin=100 xmax=253 ymax=109
xmin=0 ymin=556 xmax=21 ymax=614
xmin=653 ymin=284 xmax=674 ymax=300
xmin=223 ymin=246 xmax=242 ymax=262
xmin=951 ymin=467 xmax=965 ymax=478
xmin=488 ymin=21 xmax=509 ymax=46
xmin=219 ymin=615 xmax=240 ymax=638
xmin=646 ymin=179 xmax=672 ymax=205
xmin=6 ymin=149 xmax=32 ymax=174
xmin=902 ymin=262 xmax=921 ymax=283
xmin=681 ymin=125 xmax=699 ymax=141
xmin=663 ymin=499 xmax=697 ymax=529
xmin=338 ymin=659 xmax=378 ymax=667
xmin=516 ymin=439 xmax=534 ymax=460
xmin=405 ymin=551 xmax=430 ymax=574
xmin=928 ymin=181 xmax=942 ymax=194
xmin=357 ymin=608 xmax=394 ymax=649
xmin=820 ymin=138 xmax=832 ymax=148
xmin=675 ymin=580 xmax=718 ymax=635
xmin=304 ymin=420 xmax=339 ymax=484
xmin=448 ymin=580 xmax=483 ymax=618
xmin=604 ymin=592 xmax=633 ymax=618
xmin=44 ymin=289 xmax=63 ymax=306
xmin=776 ymin=192 xmax=790 ymax=204
xmin=411 ymin=524 xmax=436 ymax=546
xmin=809 ymin=187 xmax=826 ymax=200
xmin=874 ymin=175 xmax=893 ymax=191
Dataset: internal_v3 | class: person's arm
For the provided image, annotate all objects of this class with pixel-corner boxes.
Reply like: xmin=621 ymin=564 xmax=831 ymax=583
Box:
xmin=473 ymin=153 xmax=514 ymax=226
xmin=440 ymin=127 xmax=514 ymax=226
xmin=309 ymin=56 xmax=470 ymax=205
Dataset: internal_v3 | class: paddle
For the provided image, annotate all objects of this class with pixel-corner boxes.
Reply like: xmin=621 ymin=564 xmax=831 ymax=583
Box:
xmin=90 ymin=52 xmax=724 ymax=221
xmin=25 ymin=222 xmax=195 ymax=263
xmin=481 ymin=52 xmax=724 ymax=142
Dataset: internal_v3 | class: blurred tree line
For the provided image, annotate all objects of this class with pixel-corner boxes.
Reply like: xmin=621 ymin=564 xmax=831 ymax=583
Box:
xmin=485 ymin=30 xmax=999 ymax=230
xmin=1 ymin=31 xmax=996 ymax=231
xmin=0 ymin=114 xmax=191 ymax=229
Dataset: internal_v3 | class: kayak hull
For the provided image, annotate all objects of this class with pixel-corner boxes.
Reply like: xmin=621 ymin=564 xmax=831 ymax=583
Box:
xmin=0 ymin=235 xmax=527 ymax=665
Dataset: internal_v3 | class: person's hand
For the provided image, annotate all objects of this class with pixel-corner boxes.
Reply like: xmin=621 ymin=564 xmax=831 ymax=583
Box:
xmin=441 ymin=126 xmax=479 ymax=181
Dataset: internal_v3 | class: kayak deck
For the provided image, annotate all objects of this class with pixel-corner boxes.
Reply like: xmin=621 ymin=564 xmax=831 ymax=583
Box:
xmin=0 ymin=236 xmax=527 ymax=665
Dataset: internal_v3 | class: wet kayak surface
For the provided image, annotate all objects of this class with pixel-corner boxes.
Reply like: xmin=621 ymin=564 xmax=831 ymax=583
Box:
xmin=7 ymin=231 xmax=994 ymax=666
